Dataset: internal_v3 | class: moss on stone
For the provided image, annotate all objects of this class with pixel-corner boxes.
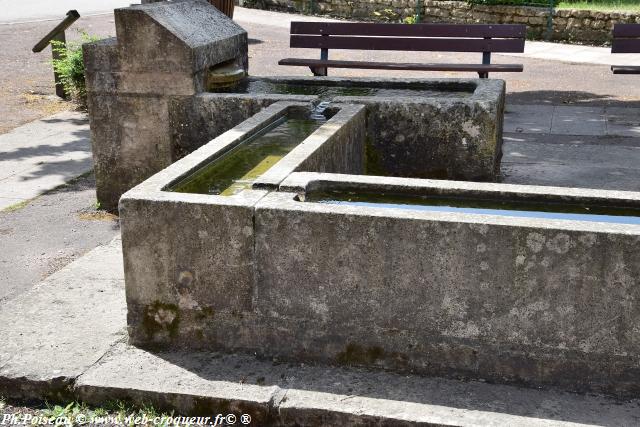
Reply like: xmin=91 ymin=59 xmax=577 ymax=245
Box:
xmin=142 ymin=302 xmax=181 ymax=339
xmin=336 ymin=343 xmax=385 ymax=366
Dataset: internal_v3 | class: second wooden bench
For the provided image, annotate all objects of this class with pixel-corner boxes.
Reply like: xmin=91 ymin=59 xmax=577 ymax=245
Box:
xmin=611 ymin=24 xmax=640 ymax=75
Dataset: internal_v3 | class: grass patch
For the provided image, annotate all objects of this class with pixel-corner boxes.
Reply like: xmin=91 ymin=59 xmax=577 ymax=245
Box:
xmin=1 ymin=399 xmax=184 ymax=427
xmin=2 ymin=199 xmax=32 ymax=213
xmin=557 ymin=0 xmax=640 ymax=12
xmin=77 ymin=211 xmax=118 ymax=222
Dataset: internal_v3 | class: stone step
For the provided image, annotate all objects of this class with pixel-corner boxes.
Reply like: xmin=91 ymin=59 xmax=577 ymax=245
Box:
xmin=75 ymin=343 xmax=640 ymax=426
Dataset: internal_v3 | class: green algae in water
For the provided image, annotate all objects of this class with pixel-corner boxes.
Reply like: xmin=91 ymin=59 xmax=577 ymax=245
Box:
xmin=211 ymin=80 xmax=472 ymax=98
xmin=171 ymin=116 xmax=325 ymax=196
xmin=304 ymin=190 xmax=640 ymax=225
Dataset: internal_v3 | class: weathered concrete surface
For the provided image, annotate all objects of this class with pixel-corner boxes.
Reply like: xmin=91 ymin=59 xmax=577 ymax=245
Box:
xmin=84 ymin=0 xmax=248 ymax=211
xmin=252 ymin=174 xmax=640 ymax=397
xmin=75 ymin=342 xmax=640 ymax=426
xmin=120 ymin=103 xmax=309 ymax=346
xmin=122 ymin=101 xmax=369 ymax=347
xmin=333 ymin=78 xmax=505 ymax=181
xmin=1 ymin=224 xmax=638 ymax=424
xmin=121 ymin=125 xmax=640 ymax=398
xmin=0 ymin=237 xmax=126 ymax=400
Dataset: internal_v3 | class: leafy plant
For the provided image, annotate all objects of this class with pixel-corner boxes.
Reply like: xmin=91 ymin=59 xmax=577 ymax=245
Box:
xmin=51 ymin=30 xmax=102 ymax=108
xmin=403 ymin=15 xmax=419 ymax=24
xmin=372 ymin=8 xmax=400 ymax=22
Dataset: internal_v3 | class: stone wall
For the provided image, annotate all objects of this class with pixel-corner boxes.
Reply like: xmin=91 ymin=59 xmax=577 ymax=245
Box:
xmin=423 ymin=1 xmax=640 ymax=44
xmin=246 ymin=0 xmax=640 ymax=44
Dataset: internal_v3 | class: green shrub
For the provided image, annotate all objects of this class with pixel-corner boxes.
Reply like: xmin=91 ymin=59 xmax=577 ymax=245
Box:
xmin=51 ymin=30 xmax=102 ymax=108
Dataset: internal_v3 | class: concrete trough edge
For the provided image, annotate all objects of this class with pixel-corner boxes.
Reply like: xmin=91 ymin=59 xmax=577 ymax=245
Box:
xmin=278 ymin=171 xmax=640 ymax=234
xmin=253 ymin=103 xmax=367 ymax=190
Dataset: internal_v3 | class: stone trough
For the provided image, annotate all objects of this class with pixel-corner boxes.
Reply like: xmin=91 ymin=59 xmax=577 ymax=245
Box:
xmin=122 ymin=100 xmax=640 ymax=398
xmin=84 ymin=0 xmax=640 ymax=401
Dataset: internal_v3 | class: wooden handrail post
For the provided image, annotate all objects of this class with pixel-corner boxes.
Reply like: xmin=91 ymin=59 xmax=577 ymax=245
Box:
xmin=32 ymin=10 xmax=80 ymax=99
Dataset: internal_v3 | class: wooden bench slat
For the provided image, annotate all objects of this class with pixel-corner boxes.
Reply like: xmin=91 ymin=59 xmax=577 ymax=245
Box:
xmin=279 ymin=58 xmax=524 ymax=73
xmin=611 ymin=65 xmax=640 ymax=74
xmin=612 ymin=39 xmax=640 ymax=54
xmin=290 ymin=22 xmax=527 ymax=38
xmin=613 ymin=24 xmax=640 ymax=38
xmin=290 ymin=35 xmax=526 ymax=53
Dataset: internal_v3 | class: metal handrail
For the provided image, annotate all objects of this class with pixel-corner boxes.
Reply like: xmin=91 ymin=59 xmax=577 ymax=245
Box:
xmin=32 ymin=10 xmax=81 ymax=99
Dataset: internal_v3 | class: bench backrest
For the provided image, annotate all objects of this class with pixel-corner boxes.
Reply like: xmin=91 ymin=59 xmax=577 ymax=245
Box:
xmin=289 ymin=22 xmax=526 ymax=53
xmin=612 ymin=24 xmax=640 ymax=53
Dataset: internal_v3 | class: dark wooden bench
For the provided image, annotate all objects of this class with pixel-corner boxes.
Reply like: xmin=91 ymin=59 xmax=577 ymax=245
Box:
xmin=278 ymin=22 xmax=526 ymax=78
xmin=611 ymin=24 xmax=640 ymax=74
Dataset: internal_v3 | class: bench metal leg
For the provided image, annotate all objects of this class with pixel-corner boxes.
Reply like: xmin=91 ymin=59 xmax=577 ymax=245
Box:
xmin=311 ymin=45 xmax=329 ymax=76
xmin=310 ymin=66 xmax=327 ymax=76
xmin=480 ymin=48 xmax=490 ymax=79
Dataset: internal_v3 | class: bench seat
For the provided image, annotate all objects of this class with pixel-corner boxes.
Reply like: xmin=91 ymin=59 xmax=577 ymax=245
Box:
xmin=280 ymin=22 xmax=526 ymax=78
xmin=611 ymin=65 xmax=640 ymax=74
xmin=611 ymin=24 xmax=640 ymax=75
xmin=279 ymin=58 xmax=524 ymax=73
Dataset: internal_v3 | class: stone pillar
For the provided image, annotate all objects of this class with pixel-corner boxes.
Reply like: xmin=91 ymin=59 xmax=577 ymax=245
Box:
xmin=83 ymin=0 xmax=248 ymax=211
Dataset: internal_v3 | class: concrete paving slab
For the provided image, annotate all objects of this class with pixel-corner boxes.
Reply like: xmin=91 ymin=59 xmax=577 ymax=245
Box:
xmin=505 ymin=104 xmax=554 ymax=134
xmin=551 ymin=106 xmax=607 ymax=136
xmin=606 ymin=106 xmax=640 ymax=137
xmin=502 ymin=134 xmax=640 ymax=191
xmin=0 ymin=237 xmax=126 ymax=400
xmin=0 ymin=111 xmax=93 ymax=202
xmin=505 ymin=105 xmax=640 ymax=138
xmin=76 ymin=342 xmax=640 ymax=426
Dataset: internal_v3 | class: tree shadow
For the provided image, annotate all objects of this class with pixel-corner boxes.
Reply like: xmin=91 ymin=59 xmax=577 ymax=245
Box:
xmin=0 ymin=126 xmax=92 ymax=183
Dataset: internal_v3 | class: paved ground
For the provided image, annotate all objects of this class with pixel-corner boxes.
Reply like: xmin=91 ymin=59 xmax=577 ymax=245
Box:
xmin=502 ymin=105 xmax=640 ymax=191
xmin=0 ymin=172 xmax=119 ymax=303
